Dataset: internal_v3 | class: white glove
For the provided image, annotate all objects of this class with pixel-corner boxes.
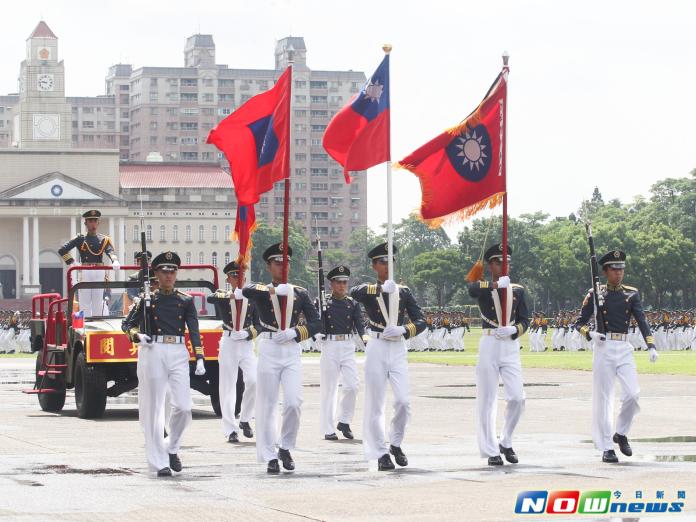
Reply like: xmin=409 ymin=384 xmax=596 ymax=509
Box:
xmin=495 ymin=325 xmax=517 ymax=338
xmin=275 ymin=283 xmax=290 ymax=296
xmin=136 ymin=333 xmax=152 ymax=346
xmin=383 ymin=325 xmax=406 ymax=338
xmin=496 ymin=276 xmax=510 ymax=289
xmin=649 ymin=348 xmax=659 ymax=363
xmin=381 ymin=279 xmax=397 ymax=294
xmin=273 ymin=328 xmax=298 ymax=343
xmin=233 ymin=288 xmax=244 ymax=300
xmin=195 ymin=358 xmax=206 ymax=375
xmin=70 ymin=271 xmax=79 ymax=286
xmin=589 ymin=331 xmax=605 ymax=342
xmin=111 ymin=260 xmax=121 ymax=271
xmin=230 ymin=330 xmax=249 ymax=341
xmin=314 ymin=333 xmax=325 ymax=341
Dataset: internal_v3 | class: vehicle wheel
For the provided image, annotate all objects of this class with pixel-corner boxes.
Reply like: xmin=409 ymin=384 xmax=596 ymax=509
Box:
xmin=35 ymin=352 xmax=66 ymax=412
xmin=209 ymin=373 xmax=221 ymax=417
xmin=74 ymin=351 xmax=107 ymax=419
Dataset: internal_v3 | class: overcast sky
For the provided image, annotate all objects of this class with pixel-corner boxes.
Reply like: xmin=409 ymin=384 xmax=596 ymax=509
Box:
xmin=3 ymin=0 xmax=694 ymax=238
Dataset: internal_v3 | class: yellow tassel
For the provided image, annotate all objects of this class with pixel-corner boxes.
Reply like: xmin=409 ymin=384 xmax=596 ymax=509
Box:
xmin=466 ymin=260 xmax=484 ymax=282
xmin=414 ymin=192 xmax=505 ymax=229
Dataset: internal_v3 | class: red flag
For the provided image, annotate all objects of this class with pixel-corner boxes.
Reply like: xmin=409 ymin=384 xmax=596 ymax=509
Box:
xmin=234 ymin=204 xmax=256 ymax=265
xmin=322 ymin=56 xmax=390 ymax=182
xmin=396 ymin=73 xmax=507 ymax=224
xmin=207 ymin=67 xmax=291 ymax=206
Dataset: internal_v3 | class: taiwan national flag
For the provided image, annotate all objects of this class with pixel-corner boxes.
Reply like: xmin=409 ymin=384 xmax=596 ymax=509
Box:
xmin=207 ymin=67 xmax=291 ymax=206
xmin=396 ymin=72 xmax=507 ymax=223
xmin=323 ymin=55 xmax=390 ymax=182
xmin=72 ymin=310 xmax=84 ymax=329
xmin=234 ymin=204 xmax=256 ymax=265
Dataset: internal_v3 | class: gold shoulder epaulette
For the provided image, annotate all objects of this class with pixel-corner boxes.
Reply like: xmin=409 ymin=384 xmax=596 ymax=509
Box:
xmin=510 ymin=283 xmax=524 ymax=289
xmin=255 ymin=284 xmax=269 ymax=291
xmin=622 ymin=284 xmax=638 ymax=291
xmin=176 ymin=290 xmax=192 ymax=297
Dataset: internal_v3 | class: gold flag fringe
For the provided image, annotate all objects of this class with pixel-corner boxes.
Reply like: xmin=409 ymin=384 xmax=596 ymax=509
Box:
xmin=417 ymin=192 xmax=504 ymax=229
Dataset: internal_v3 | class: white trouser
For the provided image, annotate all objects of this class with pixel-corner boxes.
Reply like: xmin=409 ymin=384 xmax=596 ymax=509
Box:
xmin=219 ymin=335 xmax=257 ymax=437
xmin=363 ymin=337 xmax=410 ymax=460
xmin=476 ymin=335 xmax=525 ymax=457
xmin=591 ymin=339 xmax=640 ymax=451
xmin=255 ymin=338 xmax=303 ymax=463
xmin=319 ymin=339 xmax=359 ymax=435
xmin=137 ymin=342 xmax=192 ymax=472
xmin=79 ymin=269 xmax=108 ymax=317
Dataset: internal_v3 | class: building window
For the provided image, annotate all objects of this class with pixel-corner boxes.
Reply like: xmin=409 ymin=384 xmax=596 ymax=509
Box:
xmin=211 ymin=225 xmax=218 ymax=242
xmin=212 ymin=252 xmax=218 ymax=267
xmin=133 ymin=225 xmax=139 ymax=241
xmin=172 ymin=225 xmax=179 ymax=241
xmin=224 ymin=252 xmax=230 ymax=265
xmin=224 ymin=225 xmax=231 ymax=241
xmin=185 ymin=225 xmax=192 ymax=242
xmin=198 ymin=225 xmax=205 ymax=241
xmin=144 ymin=225 xmax=151 ymax=241
xmin=159 ymin=225 xmax=166 ymax=242
xmin=199 ymin=252 xmax=205 ymax=264
xmin=186 ymin=252 xmax=191 ymax=264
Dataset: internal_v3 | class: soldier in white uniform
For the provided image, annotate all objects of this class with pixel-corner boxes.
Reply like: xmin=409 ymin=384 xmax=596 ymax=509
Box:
xmin=468 ymin=244 xmax=529 ymax=466
xmin=319 ymin=265 xmax=366 ymax=441
xmin=124 ymin=251 xmax=207 ymax=477
xmin=207 ymin=261 xmax=258 ymax=443
xmin=58 ymin=210 xmax=120 ymax=317
xmin=350 ymin=243 xmax=426 ymax=471
xmin=239 ymin=243 xmax=321 ymax=474
xmin=574 ymin=249 xmax=658 ymax=463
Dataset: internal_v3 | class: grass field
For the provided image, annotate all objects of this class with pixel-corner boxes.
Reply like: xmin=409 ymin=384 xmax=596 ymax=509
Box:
xmin=3 ymin=329 xmax=694 ymax=375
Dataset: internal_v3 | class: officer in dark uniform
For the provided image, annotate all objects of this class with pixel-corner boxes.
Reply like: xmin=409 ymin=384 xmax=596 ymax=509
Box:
xmin=238 ymin=242 xmax=321 ymax=473
xmin=319 ymin=265 xmax=366 ymax=441
xmin=123 ymin=251 xmax=206 ymax=477
xmin=574 ymin=249 xmax=658 ymax=463
xmin=58 ymin=210 xmax=120 ymax=316
xmin=126 ymin=251 xmax=152 ymax=302
xmin=351 ymin=242 xmax=426 ymax=471
xmin=207 ymin=260 xmax=258 ymax=443
xmin=468 ymin=243 xmax=529 ymax=466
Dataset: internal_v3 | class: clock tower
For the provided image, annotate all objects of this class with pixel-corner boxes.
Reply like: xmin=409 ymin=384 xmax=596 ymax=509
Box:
xmin=12 ymin=21 xmax=71 ymax=149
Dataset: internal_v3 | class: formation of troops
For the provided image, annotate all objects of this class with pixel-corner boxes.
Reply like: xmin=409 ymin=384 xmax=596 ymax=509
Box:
xmin=0 ymin=310 xmax=31 ymax=354
xmin=8 ymin=206 xmax=687 ymax=475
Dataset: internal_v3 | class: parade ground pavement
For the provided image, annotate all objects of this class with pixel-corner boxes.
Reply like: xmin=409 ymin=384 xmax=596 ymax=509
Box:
xmin=1 ymin=356 xmax=695 ymax=521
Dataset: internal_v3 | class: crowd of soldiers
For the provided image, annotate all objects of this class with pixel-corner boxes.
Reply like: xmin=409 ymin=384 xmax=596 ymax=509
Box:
xmin=0 ymin=310 xmax=32 ymax=354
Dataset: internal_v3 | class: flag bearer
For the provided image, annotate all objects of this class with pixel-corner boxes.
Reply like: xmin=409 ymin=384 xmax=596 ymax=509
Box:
xmin=468 ymin=243 xmax=529 ymax=466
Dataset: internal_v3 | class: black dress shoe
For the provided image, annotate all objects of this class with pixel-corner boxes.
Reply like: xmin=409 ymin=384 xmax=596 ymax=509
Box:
xmin=337 ymin=422 xmax=354 ymax=439
xmin=228 ymin=432 xmax=239 ymax=443
xmin=164 ymin=428 xmax=168 ymax=438
xmin=389 ymin=445 xmax=408 ymax=467
xmin=169 ymin=453 xmax=182 ymax=472
xmin=378 ymin=453 xmax=395 ymax=471
xmin=278 ymin=448 xmax=295 ymax=471
xmin=602 ymin=450 xmax=619 ymax=463
xmin=488 ymin=456 xmax=504 ymax=466
xmin=239 ymin=421 xmax=254 ymax=438
xmin=157 ymin=467 xmax=172 ymax=477
xmin=324 ymin=433 xmax=339 ymax=441
xmin=499 ymin=444 xmax=518 ymax=464
xmin=267 ymin=459 xmax=280 ymax=474
xmin=613 ymin=433 xmax=632 ymax=456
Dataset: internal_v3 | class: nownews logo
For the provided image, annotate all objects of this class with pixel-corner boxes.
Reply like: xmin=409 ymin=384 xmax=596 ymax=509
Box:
xmin=515 ymin=490 xmax=686 ymax=515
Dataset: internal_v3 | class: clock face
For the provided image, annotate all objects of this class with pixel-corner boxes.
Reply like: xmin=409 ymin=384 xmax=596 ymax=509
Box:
xmin=33 ymin=114 xmax=60 ymax=139
xmin=37 ymin=74 xmax=54 ymax=91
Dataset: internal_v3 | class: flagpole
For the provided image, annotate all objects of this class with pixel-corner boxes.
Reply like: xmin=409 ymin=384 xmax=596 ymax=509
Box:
xmin=281 ymin=63 xmax=293 ymax=330
xmin=382 ymin=44 xmax=396 ymax=327
xmin=501 ymin=51 xmax=510 ymax=326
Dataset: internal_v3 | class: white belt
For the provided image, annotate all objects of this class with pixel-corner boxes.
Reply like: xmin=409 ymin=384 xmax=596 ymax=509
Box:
xmin=606 ymin=333 xmax=628 ymax=341
xmin=482 ymin=329 xmax=498 ymax=336
xmin=153 ymin=335 xmax=185 ymax=344
xmin=258 ymin=332 xmax=280 ymax=339
xmin=325 ymin=334 xmax=354 ymax=341
xmin=368 ymin=331 xmax=400 ymax=341
xmin=223 ymin=330 xmax=247 ymax=337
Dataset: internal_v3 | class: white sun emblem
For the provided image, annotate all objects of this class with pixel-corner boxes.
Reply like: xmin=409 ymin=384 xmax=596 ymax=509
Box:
xmin=363 ymin=79 xmax=383 ymax=102
xmin=455 ymin=129 xmax=487 ymax=171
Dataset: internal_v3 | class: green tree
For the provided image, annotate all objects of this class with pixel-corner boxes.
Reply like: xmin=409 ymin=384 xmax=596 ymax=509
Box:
xmin=411 ymin=248 xmax=465 ymax=307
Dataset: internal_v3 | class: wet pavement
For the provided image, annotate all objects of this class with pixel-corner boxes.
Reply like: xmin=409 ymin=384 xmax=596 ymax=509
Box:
xmin=1 ymin=356 xmax=695 ymax=521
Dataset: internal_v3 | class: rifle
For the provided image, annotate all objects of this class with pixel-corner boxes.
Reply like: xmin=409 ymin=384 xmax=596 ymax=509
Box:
xmin=139 ymin=230 xmax=152 ymax=337
xmin=314 ymin=216 xmax=327 ymax=319
xmin=583 ymin=220 xmax=606 ymax=340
